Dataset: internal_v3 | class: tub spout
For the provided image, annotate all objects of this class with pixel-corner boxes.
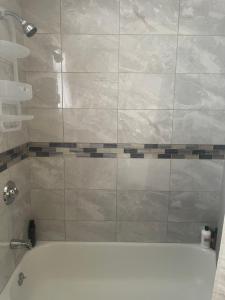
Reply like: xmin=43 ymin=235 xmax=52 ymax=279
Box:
xmin=10 ymin=239 xmax=32 ymax=250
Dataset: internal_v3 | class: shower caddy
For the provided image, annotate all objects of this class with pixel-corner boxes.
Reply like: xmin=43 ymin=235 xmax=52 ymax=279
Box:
xmin=0 ymin=7 xmax=33 ymax=132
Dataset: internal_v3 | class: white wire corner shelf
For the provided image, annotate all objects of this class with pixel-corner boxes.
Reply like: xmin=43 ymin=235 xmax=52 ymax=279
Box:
xmin=0 ymin=35 xmax=33 ymax=132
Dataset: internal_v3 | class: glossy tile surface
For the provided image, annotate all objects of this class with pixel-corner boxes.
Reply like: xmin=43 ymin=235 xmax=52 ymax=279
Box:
xmin=117 ymin=222 xmax=167 ymax=242
xmin=64 ymin=109 xmax=117 ymax=143
xmin=65 ymin=189 xmax=116 ymax=221
xmin=25 ymin=72 xmax=62 ymax=108
xmin=23 ymin=34 xmax=61 ymax=72
xmin=119 ymin=74 xmax=174 ymax=109
xmin=120 ymin=35 xmax=177 ymax=73
xmin=66 ymin=221 xmax=116 ymax=241
xmin=27 ymin=109 xmax=63 ymax=142
xmin=179 ymin=0 xmax=225 ymax=35
xmin=175 ymin=74 xmax=225 ymax=110
xmin=65 ymin=157 xmax=117 ymax=189
xmin=61 ymin=0 xmax=119 ymax=34
xmin=173 ymin=110 xmax=225 ymax=144
xmin=63 ymin=73 xmax=118 ymax=109
xmin=117 ymin=159 xmax=170 ymax=191
xmin=171 ymin=160 xmax=223 ymax=192
xmin=117 ymin=190 xmax=169 ymax=221
xmin=118 ymin=110 xmax=173 ymax=143
xmin=177 ymin=36 xmax=225 ymax=73
xmin=120 ymin=0 xmax=179 ymax=34
xmin=62 ymin=35 xmax=118 ymax=72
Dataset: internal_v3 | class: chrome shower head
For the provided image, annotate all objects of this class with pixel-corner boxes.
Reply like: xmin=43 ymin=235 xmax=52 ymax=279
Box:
xmin=0 ymin=9 xmax=37 ymax=37
xmin=21 ymin=20 xmax=37 ymax=37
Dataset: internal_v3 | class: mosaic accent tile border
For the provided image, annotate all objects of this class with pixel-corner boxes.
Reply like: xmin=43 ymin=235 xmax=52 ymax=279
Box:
xmin=29 ymin=142 xmax=225 ymax=160
xmin=0 ymin=143 xmax=29 ymax=172
xmin=1 ymin=142 xmax=225 ymax=173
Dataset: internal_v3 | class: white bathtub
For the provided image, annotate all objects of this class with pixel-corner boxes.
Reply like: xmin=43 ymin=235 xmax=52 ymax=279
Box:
xmin=0 ymin=242 xmax=216 ymax=300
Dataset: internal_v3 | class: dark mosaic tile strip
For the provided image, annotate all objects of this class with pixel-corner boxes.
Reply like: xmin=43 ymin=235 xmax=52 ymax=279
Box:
xmin=28 ymin=142 xmax=225 ymax=160
xmin=2 ymin=142 xmax=225 ymax=173
xmin=0 ymin=143 xmax=29 ymax=173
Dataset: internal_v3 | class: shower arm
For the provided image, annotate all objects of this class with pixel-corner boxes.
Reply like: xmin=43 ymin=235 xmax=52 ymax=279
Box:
xmin=0 ymin=9 xmax=24 ymax=25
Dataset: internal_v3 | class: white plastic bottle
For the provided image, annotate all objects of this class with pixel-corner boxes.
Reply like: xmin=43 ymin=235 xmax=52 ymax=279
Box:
xmin=201 ymin=226 xmax=211 ymax=249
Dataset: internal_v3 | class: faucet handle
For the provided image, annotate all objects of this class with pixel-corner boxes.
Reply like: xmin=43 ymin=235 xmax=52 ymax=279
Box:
xmin=10 ymin=239 xmax=32 ymax=250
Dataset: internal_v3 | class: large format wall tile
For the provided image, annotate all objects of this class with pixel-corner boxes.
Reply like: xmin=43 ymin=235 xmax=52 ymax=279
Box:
xmin=64 ymin=109 xmax=117 ymax=143
xmin=62 ymin=35 xmax=119 ymax=72
xmin=118 ymin=110 xmax=172 ymax=143
xmin=21 ymin=0 xmax=60 ymax=33
xmin=177 ymin=36 xmax=225 ymax=73
xmin=117 ymin=222 xmax=167 ymax=242
xmin=31 ymin=189 xmax=64 ymax=220
xmin=25 ymin=72 xmax=62 ymax=108
xmin=61 ymin=0 xmax=119 ymax=34
xmin=65 ymin=157 xmax=117 ymax=189
xmin=168 ymin=192 xmax=220 ymax=223
xmin=31 ymin=157 xmax=64 ymax=189
xmin=167 ymin=222 xmax=208 ymax=243
xmin=117 ymin=190 xmax=169 ymax=221
xmin=173 ymin=110 xmax=225 ymax=144
xmin=66 ymin=221 xmax=116 ymax=241
xmin=27 ymin=108 xmax=63 ymax=142
xmin=36 ymin=220 xmax=65 ymax=241
xmin=65 ymin=189 xmax=116 ymax=221
xmin=120 ymin=0 xmax=179 ymax=34
xmin=63 ymin=73 xmax=118 ymax=109
xmin=179 ymin=0 xmax=225 ymax=35
xmin=119 ymin=74 xmax=174 ymax=109
xmin=175 ymin=74 xmax=225 ymax=110
xmin=120 ymin=35 xmax=177 ymax=73
xmin=171 ymin=160 xmax=223 ymax=192
xmin=117 ymin=159 xmax=170 ymax=191
xmin=23 ymin=34 xmax=61 ymax=72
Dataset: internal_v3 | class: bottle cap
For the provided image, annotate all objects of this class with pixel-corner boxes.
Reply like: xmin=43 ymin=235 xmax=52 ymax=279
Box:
xmin=205 ymin=226 xmax=209 ymax=231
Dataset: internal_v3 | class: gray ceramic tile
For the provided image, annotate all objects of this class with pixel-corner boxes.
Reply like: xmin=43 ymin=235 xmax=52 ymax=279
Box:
xmin=64 ymin=109 xmax=117 ymax=143
xmin=168 ymin=192 xmax=220 ymax=223
xmin=175 ymin=74 xmax=225 ymax=110
xmin=61 ymin=0 xmax=119 ymax=34
xmin=119 ymin=74 xmax=174 ymax=109
xmin=117 ymin=159 xmax=170 ymax=191
xmin=31 ymin=189 xmax=64 ymax=220
xmin=65 ymin=157 xmax=117 ymax=189
xmin=117 ymin=190 xmax=169 ymax=221
xmin=63 ymin=73 xmax=118 ymax=109
xmin=36 ymin=220 xmax=65 ymax=241
xmin=66 ymin=221 xmax=116 ymax=241
xmin=167 ymin=222 xmax=208 ymax=243
xmin=21 ymin=0 xmax=60 ymax=33
xmin=23 ymin=34 xmax=62 ymax=72
xmin=31 ymin=157 xmax=64 ymax=189
xmin=120 ymin=0 xmax=179 ymax=34
xmin=62 ymin=35 xmax=119 ymax=72
xmin=65 ymin=189 xmax=116 ymax=221
xmin=173 ymin=110 xmax=225 ymax=144
xmin=117 ymin=222 xmax=167 ymax=242
xmin=27 ymin=108 xmax=63 ymax=142
xmin=118 ymin=110 xmax=172 ymax=143
xmin=179 ymin=0 xmax=225 ymax=35
xmin=6 ymin=123 xmax=29 ymax=150
xmin=171 ymin=160 xmax=223 ymax=192
xmin=177 ymin=36 xmax=225 ymax=73
xmin=120 ymin=35 xmax=177 ymax=73
xmin=24 ymin=72 xmax=62 ymax=108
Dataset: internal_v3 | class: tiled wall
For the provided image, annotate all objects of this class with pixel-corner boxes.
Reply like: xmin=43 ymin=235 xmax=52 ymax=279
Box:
xmin=20 ymin=0 xmax=225 ymax=242
xmin=0 ymin=0 xmax=31 ymax=292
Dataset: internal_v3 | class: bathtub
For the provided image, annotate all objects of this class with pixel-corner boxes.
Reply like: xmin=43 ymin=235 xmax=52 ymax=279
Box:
xmin=0 ymin=242 xmax=216 ymax=300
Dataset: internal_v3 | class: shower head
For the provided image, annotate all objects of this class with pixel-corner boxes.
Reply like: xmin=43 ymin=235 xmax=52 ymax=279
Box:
xmin=0 ymin=9 xmax=37 ymax=37
xmin=21 ymin=20 xmax=37 ymax=37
